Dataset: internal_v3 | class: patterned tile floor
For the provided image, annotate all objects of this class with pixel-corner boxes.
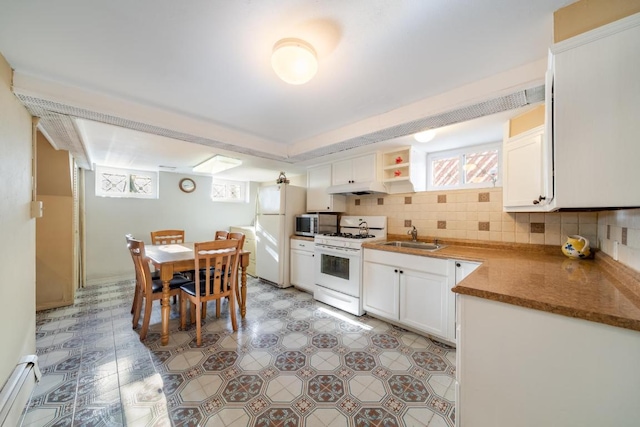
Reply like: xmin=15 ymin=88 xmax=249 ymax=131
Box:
xmin=25 ymin=277 xmax=456 ymax=426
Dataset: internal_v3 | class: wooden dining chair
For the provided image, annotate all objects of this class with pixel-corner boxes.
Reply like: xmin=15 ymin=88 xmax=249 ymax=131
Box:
xmin=180 ymin=239 xmax=241 ymax=346
xmin=127 ymin=237 xmax=191 ymax=340
xmin=150 ymin=228 xmax=191 ymax=291
xmin=214 ymin=230 xmax=229 ymax=240
xmin=228 ymin=232 xmax=245 ymax=249
xmin=150 ymin=229 xmax=185 ymax=245
xmin=125 ymin=234 xmax=140 ymax=315
xmin=227 ymin=232 xmax=246 ymax=310
xmin=200 ymin=231 xmax=245 ymax=319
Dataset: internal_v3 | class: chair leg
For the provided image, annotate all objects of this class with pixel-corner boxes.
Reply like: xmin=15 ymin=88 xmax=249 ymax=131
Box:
xmin=195 ymin=301 xmax=202 ymax=347
xmin=216 ymin=299 xmax=221 ymax=318
xmin=230 ymin=292 xmax=237 ymax=331
xmin=132 ymin=290 xmax=143 ymax=329
xmin=202 ymin=302 xmax=207 ymax=320
xmin=139 ymin=296 xmax=153 ymax=340
xmin=190 ymin=302 xmax=196 ymax=325
xmin=180 ymin=293 xmax=187 ymax=330
xmin=131 ymin=282 xmax=140 ymax=314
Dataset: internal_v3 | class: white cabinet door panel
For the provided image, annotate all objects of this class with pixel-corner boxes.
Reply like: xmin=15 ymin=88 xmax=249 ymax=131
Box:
xmin=363 ymin=262 xmax=399 ymax=320
xmin=291 ymin=249 xmax=315 ymax=293
xmin=503 ymin=129 xmax=545 ymax=208
xmin=400 ymin=269 xmax=448 ymax=337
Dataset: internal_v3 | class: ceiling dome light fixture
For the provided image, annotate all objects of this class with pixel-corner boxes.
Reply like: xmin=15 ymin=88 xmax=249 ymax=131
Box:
xmin=271 ymin=38 xmax=318 ymax=85
xmin=414 ymin=129 xmax=437 ymax=143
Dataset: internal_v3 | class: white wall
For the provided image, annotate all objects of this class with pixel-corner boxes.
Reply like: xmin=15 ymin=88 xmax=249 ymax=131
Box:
xmin=0 ymin=54 xmax=36 ymax=381
xmin=84 ymin=171 xmax=258 ymax=284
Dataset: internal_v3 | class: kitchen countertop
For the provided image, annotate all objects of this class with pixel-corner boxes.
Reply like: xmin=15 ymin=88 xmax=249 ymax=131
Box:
xmin=362 ymin=237 xmax=640 ymax=332
xmin=291 ymin=235 xmax=314 ymax=242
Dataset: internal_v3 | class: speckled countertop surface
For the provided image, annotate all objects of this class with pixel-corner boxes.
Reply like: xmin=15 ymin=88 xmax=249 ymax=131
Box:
xmin=363 ymin=236 xmax=640 ymax=332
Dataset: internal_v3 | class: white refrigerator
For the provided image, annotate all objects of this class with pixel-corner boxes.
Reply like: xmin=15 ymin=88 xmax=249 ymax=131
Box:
xmin=255 ymin=184 xmax=306 ymax=288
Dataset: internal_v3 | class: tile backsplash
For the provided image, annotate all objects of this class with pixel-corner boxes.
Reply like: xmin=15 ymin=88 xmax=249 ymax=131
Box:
xmin=598 ymin=209 xmax=640 ymax=272
xmin=347 ymin=188 xmax=640 ymax=272
xmin=346 ymin=188 xmax=599 ymax=246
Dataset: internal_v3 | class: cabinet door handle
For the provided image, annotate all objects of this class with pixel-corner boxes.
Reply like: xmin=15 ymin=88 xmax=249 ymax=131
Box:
xmin=399 ymin=270 xmax=403 ymax=274
xmin=394 ymin=269 xmax=398 ymax=273
xmin=532 ymin=195 xmax=546 ymax=205
xmin=456 ymin=262 xmax=461 ymax=268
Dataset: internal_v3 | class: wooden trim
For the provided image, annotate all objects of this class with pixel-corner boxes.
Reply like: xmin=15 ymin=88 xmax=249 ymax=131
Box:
xmin=554 ymin=0 xmax=640 ymax=43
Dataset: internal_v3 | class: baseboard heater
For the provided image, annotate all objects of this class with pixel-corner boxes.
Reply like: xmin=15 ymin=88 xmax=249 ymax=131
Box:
xmin=0 ymin=355 xmax=41 ymax=426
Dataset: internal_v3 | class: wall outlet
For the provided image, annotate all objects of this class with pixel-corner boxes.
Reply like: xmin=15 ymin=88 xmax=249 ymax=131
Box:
xmin=30 ymin=200 xmax=43 ymax=219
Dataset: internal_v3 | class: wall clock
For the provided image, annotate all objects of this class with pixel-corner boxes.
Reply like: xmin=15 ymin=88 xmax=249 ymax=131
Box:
xmin=179 ymin=178 xmax=196 ymax=193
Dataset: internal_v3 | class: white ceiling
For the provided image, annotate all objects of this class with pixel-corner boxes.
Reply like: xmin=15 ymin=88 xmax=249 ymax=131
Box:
xmin=0 ymin=0 xmax=570 ymax=181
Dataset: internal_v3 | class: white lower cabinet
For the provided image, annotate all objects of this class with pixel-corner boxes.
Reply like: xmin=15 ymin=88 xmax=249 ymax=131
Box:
xmin=399 ymin=268 xmax=449 ymax=338
xmin=290 ymin=238 xmax=315 ymax=293
xmin=456 ymin=295 xmax=640 ymax=427
xmin=361 ymin=261 xmax=399 ymax=319
xmin=363 ymin=249 xmax=455 ymax=341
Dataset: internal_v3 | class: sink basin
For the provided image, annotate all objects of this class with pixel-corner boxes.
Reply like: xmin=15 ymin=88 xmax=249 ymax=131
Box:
xmin=380 ymin=241 xmax=445 ymax=251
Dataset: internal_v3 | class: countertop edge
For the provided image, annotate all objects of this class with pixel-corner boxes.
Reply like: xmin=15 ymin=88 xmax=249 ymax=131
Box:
xmin=363 ymin=239 xmax=640 ymax=333
xmin=452 ymin=284 xmax=640 ymax=332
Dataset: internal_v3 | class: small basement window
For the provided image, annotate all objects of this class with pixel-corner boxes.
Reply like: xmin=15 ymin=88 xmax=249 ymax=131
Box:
xmin=211 ymin=178 xmax=249 ymax=203
xmin=427 ymin=143 xmax=501 ymax=190
xmin=95 ymin=165 xmax=158 ymax=199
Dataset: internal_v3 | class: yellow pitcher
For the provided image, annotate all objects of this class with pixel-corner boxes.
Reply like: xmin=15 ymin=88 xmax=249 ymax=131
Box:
xmin=562 ymin=235 xmax=591 ymax=259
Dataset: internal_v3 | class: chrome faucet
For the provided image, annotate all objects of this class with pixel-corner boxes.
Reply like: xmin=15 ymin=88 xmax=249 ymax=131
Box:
xmin=407 ymin=225 xmax=418 ymax=242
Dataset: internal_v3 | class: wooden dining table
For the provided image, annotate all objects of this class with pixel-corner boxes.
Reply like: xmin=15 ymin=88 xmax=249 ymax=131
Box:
xmin=145 ymin=242 xmax=250 ymax=346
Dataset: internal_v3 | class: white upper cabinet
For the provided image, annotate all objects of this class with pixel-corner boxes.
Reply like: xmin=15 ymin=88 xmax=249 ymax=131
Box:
xmin=381 ymin=147 xmax=426 ymax=194
xmin=503 ymin=125 xmax=549 ymax=210
xmin=331 ymin=153 xmax=378 ymax=185
xmin=503 ymin=14 xmax=640 ymax=211
xmin=550 ymin=13 xmax=640 ymax=209
xmin=306 ymin=164 xmax=346 ymax=212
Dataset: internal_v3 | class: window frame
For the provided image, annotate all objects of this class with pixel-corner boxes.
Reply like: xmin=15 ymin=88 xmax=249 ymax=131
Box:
xmin=210 ymin=178 xmax=249 ymax=203
xmin=95 ymin=165 xmax=159 ymax=199
xmin=426 ymin=142 xmax=502 ymax=191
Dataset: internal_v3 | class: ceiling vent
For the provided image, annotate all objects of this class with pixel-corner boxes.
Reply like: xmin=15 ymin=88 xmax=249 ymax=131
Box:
xmin=287 ymin=85 xmax=545 ymax=162
xmin=15 ymin=85 xmax=544 ymax=168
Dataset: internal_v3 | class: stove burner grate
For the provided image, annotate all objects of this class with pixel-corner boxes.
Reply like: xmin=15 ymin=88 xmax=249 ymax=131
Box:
xmin=321 ymin=232 xmax=376 ymax=239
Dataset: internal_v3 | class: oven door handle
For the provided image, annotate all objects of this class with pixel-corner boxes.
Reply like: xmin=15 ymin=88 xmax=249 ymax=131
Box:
xmin=315 ymin=245 xmax=360 ymax=256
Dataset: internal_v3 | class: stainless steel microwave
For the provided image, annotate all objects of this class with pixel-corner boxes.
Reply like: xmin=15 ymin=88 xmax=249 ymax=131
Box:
xmin=295 ymin=214 xmax=338 ymax=237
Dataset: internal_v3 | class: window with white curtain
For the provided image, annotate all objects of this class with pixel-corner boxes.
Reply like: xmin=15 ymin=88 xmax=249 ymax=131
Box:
xmin=427 ymin=142 xmax=501 ymax=190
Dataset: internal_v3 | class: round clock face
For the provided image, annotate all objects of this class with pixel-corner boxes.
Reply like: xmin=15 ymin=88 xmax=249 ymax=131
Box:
xmin=179 ymin=178 xmax=196 ymax=193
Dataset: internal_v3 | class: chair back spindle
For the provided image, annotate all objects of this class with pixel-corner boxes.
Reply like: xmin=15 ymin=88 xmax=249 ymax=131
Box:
xmin=150 ymin=230 xmax=185 ymax=245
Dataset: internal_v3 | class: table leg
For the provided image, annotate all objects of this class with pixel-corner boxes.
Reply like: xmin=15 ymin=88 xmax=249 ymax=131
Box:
xmin=160 ymin=266 xmax=173 ymax=346
xmin=239 ymin=252 xmax=248 ymax=318
xmin=241 ymin=266 xmax=247 ymax=318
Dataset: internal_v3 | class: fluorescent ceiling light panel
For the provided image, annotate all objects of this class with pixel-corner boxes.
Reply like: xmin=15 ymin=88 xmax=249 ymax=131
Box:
xmin=193 ymin=155 xmax=242 ymax=174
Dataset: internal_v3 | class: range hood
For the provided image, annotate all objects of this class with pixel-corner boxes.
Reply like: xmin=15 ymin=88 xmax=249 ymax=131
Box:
xmin=326 ymin=181 xmax=388 ymax=196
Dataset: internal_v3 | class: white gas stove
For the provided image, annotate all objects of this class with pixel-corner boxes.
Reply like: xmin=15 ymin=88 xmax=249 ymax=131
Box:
xmin=313 ymin=216 xmax=387 ymax=315
xmin=314 ymin=215 xmax=387 ymax=249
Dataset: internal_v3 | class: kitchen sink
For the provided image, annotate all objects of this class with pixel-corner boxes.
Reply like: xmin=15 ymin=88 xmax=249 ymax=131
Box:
xmin=380 ymin=241 xmax=445 ymax=251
